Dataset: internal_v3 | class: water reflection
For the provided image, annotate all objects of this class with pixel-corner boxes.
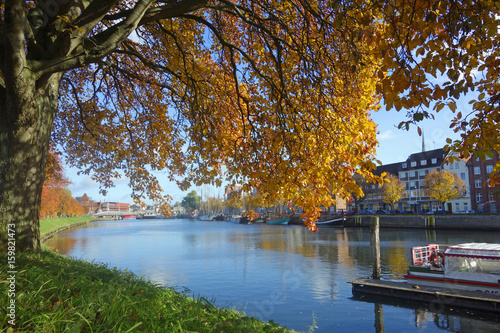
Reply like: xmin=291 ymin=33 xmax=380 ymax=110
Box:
xmin=45 ymin=220 xmax=500 ymax=332
xmin=354 ymin=293 xmax=500 ymax=333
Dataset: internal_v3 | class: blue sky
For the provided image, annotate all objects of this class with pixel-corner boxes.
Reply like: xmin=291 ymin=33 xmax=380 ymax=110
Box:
xmin=373 ymin=106 xmax=461 ymax=165
xmin=66 ymin=104 xmax=465 ymax=204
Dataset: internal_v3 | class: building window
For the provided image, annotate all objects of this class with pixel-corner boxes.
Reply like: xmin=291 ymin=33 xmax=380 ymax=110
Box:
xmin=432 ymin=158 xmax=437 ymax=164
xmin=410 ymin=181 xmax=416 ymax=188
xmin=475 ymin=179 xmax=482 ymax=188
xmin=486 ymin=165 xmax=493 ymax=174
xmin=455 ymin=203 xmax=460 ymax=211
xmin=402 ymin=163 xmax=407 ymax=168
xmin=410 ymin=171 xmax=416 ymax=177
xmin=461 ymin=172 xmax=466 ymax=180
xmin=399 ymin=171 xmax=407 ymax=179
xmin=476 ymin=193 xmax=483 ymax=203
xmin=464 ymin=203 xmax=468 ymax=211
xmin=490 ymin=193 xmax=495 ymax=202
xmin=449 ymin=163 xmax=454 ymax=169
xmin=411 ymin=161 xmax=417 ymax=167
xmin=486 ymin=155 xmax=492 ymax=160
xmin=474 ymin=166 xmax=481 ymax=175
xmin=455 ymin=162 xmax=460 ymax=169
xmin=419 ymin=170 xmax=426 ymax=177
xmin=421 ymin=160 xmax=427 ymax=166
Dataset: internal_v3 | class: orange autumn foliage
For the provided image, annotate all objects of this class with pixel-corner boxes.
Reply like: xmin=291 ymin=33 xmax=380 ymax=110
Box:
xmin=40 ymin=153 xmax=84 ymax=218
xmin=2 ymin=1 xmax=499 ymax=249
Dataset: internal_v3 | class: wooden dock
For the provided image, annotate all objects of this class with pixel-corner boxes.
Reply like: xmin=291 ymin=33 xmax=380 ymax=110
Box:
xmin=349 ymin=278 xmax=500 ymax=314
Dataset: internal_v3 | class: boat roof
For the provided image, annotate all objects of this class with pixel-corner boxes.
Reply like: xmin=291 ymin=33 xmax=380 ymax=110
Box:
xmin=444 ymin=243 xmax=500 ymax=259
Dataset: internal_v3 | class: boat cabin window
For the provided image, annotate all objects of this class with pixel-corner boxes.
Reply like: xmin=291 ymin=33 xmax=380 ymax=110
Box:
xmin=446 ymin=256 xmax=500 ymax=275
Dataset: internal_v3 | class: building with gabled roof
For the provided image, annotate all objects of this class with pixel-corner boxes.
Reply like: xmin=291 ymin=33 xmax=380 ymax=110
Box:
xmin=354 ymin=147 xmax=451 ymax=213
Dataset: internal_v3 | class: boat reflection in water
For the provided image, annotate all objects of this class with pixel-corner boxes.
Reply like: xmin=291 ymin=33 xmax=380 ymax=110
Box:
xmin=352 ymin=291 xmax=500 ymax=332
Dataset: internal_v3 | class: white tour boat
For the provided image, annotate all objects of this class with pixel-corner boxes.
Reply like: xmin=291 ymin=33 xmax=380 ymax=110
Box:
xmin=404 ymin=243 xmax=500 ymax=294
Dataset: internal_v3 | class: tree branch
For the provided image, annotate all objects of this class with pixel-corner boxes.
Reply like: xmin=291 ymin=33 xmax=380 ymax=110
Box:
xmin=3 ymin=1 xmax=29 ymax=89
xmin=30 ymin=0 xmax=208 ymax=77
xmin=137 ymin=0 xmax=207 ymax=25
xmin=31 ymin=0 xmax=152 ymax=76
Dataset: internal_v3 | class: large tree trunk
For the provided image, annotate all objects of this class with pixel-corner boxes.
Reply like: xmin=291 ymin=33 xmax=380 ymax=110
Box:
xmin=0 ymin=73 xmax=61 ymax=253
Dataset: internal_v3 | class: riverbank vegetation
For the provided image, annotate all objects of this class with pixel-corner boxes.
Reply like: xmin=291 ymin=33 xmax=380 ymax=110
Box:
xmin=0 ymin=249 xmax=297 ymax=332
xmin=39 ymin=216 xmax=95 ymax=237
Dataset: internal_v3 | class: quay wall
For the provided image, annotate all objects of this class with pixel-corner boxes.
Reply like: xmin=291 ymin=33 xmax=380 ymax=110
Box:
xmin=345 ymin=215 xmax=500 ymax=231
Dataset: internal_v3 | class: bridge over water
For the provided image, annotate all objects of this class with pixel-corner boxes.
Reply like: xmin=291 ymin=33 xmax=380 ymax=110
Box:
xmin=93 ymin=210 xmax=136 ymax=219
xmin=93 ymin=210 xmax=161 ymax=220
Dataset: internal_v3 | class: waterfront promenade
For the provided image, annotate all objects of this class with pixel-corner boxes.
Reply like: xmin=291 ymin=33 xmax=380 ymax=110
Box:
xmin=347 ymin=214 xmax=500 ymax=230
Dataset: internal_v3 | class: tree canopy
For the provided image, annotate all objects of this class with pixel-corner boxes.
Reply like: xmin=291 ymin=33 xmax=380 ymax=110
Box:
xmin=1 ymin=1 xmax=499 ymax=251
xmin=51 ymin=0 xmax=384 ymax=229
xmin=181 ymin=190 xmax=201 ymax=212
xmin=423 ymin=170 xmax=466 ymax=210
xmin=382 ymin=174 xmax=405 ymax=212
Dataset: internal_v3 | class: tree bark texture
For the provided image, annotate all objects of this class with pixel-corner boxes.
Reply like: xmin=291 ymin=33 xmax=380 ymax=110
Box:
xmin=0 ymin=73 xmax=61 ymax=252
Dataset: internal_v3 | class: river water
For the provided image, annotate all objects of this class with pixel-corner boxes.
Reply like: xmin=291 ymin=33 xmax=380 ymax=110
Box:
xmin=45 ymin=219 xmax=500 ymax=332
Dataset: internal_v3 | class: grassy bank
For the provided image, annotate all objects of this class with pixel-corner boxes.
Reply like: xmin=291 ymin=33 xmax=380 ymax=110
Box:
xmin=40 ymin=215 xmax=96 ymax=237
xmin=1 ymin=249 xmax=297 ymax=332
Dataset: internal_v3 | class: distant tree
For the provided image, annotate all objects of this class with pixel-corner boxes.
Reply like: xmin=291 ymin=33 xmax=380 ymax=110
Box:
xmin=181 ymin=191 xmax=201 ymax=212
xmin=207 ymin=196 xmax=224 ymax=213
xmin=57 ymin=189 xmax=85 ymax=217
xmin=40 ymin=153 xmax=84 ymax=218
xmin=225 ymin=190 xmax=244 ymax=213
xmin=245 ymin=189 xmax=277 ymax=216
xmin=382 ymin=174 xmax=405 ymax=212
xmin=423 ymin=170 xmax=466 ymax=212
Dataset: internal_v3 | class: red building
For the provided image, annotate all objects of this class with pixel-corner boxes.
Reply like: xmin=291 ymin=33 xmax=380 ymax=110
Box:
xmin=467 ymin=152 xmax=500 ymax=213
xmin=76 ymin=193 xmax=130 ymax=214
xmin=101 ymin=202 xmax=130 ymax=212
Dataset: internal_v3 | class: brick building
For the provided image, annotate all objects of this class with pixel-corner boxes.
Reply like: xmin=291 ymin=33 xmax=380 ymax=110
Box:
xmin=76 ymin=193 xmax=130 ymax=214
xmin=467 ymin=151 xmax=500 ymax=213
xmin=101 ymin=202 xmax=130 ymax=212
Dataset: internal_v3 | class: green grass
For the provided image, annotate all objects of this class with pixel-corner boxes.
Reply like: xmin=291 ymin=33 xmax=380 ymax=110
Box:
xmin=40 ymin=216 xmax=95 ymax=236
xmin=0 ymin=250 xmax=298 ymax=332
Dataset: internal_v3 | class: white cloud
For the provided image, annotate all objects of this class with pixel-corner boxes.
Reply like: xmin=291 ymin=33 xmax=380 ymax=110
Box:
xmin=377 ymin=129 xmax=399 ymax=141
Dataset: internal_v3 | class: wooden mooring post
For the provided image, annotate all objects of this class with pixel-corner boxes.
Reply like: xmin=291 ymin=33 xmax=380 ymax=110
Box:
xmin=370 ymin=216 xmax=381 ymax=279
